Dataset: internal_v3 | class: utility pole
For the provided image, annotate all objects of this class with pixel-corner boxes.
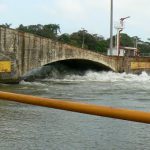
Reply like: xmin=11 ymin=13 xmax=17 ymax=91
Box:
xmin=81 ymin=28 xmax=86 ymax=49
xmin=109 ymin=0 xmax=113 ymax=55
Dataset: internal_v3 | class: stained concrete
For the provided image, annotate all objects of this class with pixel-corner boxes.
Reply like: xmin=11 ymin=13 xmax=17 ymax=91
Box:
xmin=0 ymin=27 xmax=150 ymax=83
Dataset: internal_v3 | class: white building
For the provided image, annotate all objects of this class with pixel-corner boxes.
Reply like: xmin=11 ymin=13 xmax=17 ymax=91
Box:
xmin=107 ymin=47 xmax=139 ymax=57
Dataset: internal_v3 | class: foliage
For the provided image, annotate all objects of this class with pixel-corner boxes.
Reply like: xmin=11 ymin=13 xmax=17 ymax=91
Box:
xmin=120 ymin=33 xmax=134 ymax=47
xmin=0 ymin=22 xmax=150 ymax=55
xmin=58 ymin=30 xmax=109 ymax=53
xmin=0 ymin=23 xmax=12 ymax=28
xmin=138 ymin=43 xmax=150 ymax=54
xmin=106 ymin=33 xmax=150 ymax=54
xmin=17 ymin=24 xmax=60 ymax=39
xmin=58 ymin=33 xmax=71 ymax=44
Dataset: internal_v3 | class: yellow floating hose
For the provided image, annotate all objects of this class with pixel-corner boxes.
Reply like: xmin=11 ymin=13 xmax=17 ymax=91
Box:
xmin=0 ymin=91 xmax=150 ymax=124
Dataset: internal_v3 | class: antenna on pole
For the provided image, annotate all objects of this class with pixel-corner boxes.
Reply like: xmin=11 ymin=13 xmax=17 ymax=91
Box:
xmin=120 ymin=16 xmax=130 ymax=29
xmin=115 ymin=16 xmax=130 ymax=56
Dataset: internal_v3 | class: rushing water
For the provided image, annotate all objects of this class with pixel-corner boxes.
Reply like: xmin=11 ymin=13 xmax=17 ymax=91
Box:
xmin=0 ymin=70 xmax=150 ymax=150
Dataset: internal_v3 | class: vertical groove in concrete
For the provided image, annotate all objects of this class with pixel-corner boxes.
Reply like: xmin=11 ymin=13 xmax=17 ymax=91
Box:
xmin=1 ymin=27 xmax=150 ymax=83
xmin=0 ymin=28 xmax=1 ymax=51
xmin=4 ymin=28 xmax=6 ymax=51
xmin=21 ymin=32 xmax=25 ymax=75
xmin=27 ymin=35 xmax=30 ymax=71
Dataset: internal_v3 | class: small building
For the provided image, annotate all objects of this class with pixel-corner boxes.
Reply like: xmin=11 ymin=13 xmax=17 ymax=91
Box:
xmin=122 ymin=47 xmax=139 ymax=57
xmin=107 ymin=47 xmax=139 ymax=57
xmin=107 ymin=48 xmax=124 ymax=56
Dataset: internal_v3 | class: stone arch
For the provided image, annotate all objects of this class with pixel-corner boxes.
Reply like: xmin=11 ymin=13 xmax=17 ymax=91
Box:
xmin=44 ymin=58 xmax=113 ymax=72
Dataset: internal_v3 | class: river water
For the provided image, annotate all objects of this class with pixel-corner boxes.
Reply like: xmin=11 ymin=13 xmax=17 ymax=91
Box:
xmin=0 ymin=70 xmax=150 ymax=150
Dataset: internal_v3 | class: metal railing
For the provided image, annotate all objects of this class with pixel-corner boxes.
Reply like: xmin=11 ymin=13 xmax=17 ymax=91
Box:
xmin=140 ymin=53 xmax=150 ymax=57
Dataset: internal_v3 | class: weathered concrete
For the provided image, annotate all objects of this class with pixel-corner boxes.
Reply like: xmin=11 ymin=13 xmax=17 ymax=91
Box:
xmin=0 ymin=27 xmax=150 ymax=83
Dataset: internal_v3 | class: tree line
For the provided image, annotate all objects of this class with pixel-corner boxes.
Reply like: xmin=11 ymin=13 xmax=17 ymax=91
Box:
xmin=0 ymin=23 xmax=150 ymax=55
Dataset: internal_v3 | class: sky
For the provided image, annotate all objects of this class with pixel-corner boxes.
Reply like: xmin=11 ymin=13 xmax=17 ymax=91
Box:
xmin=0 ymin=0 xmax=150 ymax=41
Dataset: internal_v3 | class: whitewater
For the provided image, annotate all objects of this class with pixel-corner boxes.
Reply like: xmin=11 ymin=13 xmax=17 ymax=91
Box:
xmin=42 ymin=71 xmax=150 ymax=82
xmin=1 ymin=70 xmax=150 ymax=150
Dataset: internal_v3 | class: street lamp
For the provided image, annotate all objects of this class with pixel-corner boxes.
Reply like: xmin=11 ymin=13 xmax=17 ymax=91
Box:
xmin=110 ymin=0 xmax=113 ymax=55
xmin=81 ymin=28 xmax=87 ymax=49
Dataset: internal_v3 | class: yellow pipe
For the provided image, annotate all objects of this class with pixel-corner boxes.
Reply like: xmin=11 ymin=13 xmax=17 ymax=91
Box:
xmin=0 ymin=91 xmax=150 ymax=124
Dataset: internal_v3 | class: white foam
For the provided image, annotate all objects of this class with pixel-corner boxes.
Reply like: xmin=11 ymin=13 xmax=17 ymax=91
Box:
xmin=56 ymin=71 xmax=150 ymax=82
xmin=21 ymin=71 xmax=150 ymax=84
xmin=20 ymin=80 xmax=46 ymax=86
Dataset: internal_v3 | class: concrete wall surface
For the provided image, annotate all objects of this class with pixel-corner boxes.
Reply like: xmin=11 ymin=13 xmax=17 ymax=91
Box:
xmin=0 ymin=27 xmax=150 ymax=83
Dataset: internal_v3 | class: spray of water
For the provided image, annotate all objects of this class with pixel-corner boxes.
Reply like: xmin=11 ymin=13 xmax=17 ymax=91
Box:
xmin=42 ymin=71 xmax=149 ymax=83
xmin=21 ymin=62 xmax=150 ymax=84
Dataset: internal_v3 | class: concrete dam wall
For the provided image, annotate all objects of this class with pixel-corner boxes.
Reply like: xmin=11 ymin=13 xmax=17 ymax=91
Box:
xmin=0 ymin=27 xmax=150 ymax=83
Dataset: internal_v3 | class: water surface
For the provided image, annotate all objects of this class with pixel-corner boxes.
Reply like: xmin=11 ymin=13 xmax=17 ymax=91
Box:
xmin=0 ymin=71 xmax=150 ymax=150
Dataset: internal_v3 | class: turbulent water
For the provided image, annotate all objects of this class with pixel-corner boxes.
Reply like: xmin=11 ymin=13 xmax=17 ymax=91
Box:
xmin=0 ymin=69 xmax=150 ymax=150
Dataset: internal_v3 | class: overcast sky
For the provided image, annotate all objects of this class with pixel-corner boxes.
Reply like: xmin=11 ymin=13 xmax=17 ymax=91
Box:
xmin=0 ymin=0 xmax=150 ymax=41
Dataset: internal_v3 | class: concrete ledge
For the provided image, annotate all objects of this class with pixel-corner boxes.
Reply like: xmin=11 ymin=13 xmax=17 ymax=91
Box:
xmin=0 ymin=78 xmax=20 ymax=84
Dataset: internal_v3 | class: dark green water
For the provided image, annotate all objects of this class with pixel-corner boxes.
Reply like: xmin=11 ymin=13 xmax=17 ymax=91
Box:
xmin=0 ymin=71 xmax=150 ymax=150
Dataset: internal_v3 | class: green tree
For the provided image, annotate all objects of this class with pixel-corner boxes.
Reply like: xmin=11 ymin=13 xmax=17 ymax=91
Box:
xmin=42 ymin=24 xmax=60 ymax=39
xmin=58 ymin=33 xmax=71 ymax=44
xmin=96 ymin=40 xmax=109 ymax=53
xmin=17 ymin=24 xmax=60 ymax=39
xmin=58 ymin=30 xmax=108 ymax=53
xmin=120 ymin=33 xmax=134 ymax=47
xmin=0 ymin=23 xmax=12 ymax=28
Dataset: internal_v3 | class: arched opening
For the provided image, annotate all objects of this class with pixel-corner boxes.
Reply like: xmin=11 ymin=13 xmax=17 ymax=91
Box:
xmin=23 ymin=59 xmax=112 ymax=81
xmin=47 ymin=59 xmax=111 ymax=72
